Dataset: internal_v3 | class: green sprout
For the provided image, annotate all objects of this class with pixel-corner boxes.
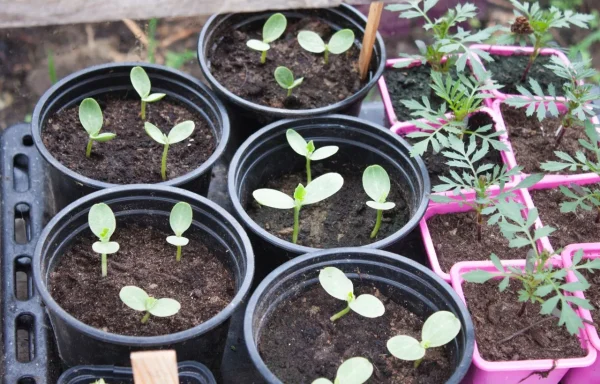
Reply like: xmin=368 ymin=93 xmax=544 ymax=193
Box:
xmin=318 ymin=266 xmax=385 ymax=321
xmin=286 ymin=129 xmax=338 ymax=184
xmin=312 ymin=357 xmax=373 ymax=384
xmin=362 ymin=165 xmax=395 ymax=239
xmin=88 ymin=203 xmax=119 ymax=277
xmin=167 ymin=202 xmax=193 ymax=261
xmin=119 ymin=286 xmax=181 ymax=324
xmin=79 ymin=98 xmax=116 ymax=158
xmin=130 ymin=66 xmax=166 ymax=120
xmin=387 ymin=311 xmax=461 ymax=368
xmin=253 ymin=173 xmax=343 ymax=244
xmin=144 ymin=121 xmax=195 ymax=181
xmin=91 ymin=380 xmax=106 ymax=384
xmin=274 ymin=67 xmax=304 ymax=97
xmin=297 ymin=29 xmax=355 ymax=65
xmin=246 ymin=13 xmax=287 ymax=64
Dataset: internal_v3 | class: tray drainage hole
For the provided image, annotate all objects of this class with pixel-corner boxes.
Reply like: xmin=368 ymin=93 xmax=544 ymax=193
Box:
xmin=18 ymin=378 xmax=36 ymax=384
xmin=16 ymin=314 xmax=35 ymax=363
xmin=22 ymin=135 xmax=33 ymax=146
xmin=14 ymin=203 xmax=31 ymax=244
xmin=13 ymin=154 xmax=30 ymax=192
xmin=14 ymin=256 xmax=32 ymax=301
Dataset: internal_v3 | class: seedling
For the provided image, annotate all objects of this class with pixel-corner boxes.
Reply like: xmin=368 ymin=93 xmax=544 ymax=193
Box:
xmin=387 ymin=311 xmax=461 ymax=368
xmin=144 ymin=121 xmax=195 ymax=181
xmin=362 ymin=165 xmax=395 ymax=239
xmin=246 ymin=13 xmax=287 ymax=64
xmin=312 ymin=357 xmax=373 ymax=384
xmin=274 ymin=67 xmax=304 ymax=97
xmin=130 ymin=66 xmax=166 ymax=120
xmin=119 ymin=286 xmax=180 ymax=324
xmin=253 ymin=173 xmax=343 ymax=244
xmin=318 ymin=266 xmax=385 ymax=321
xmin=286 ymin=129 xmax=338 ymax=184
xmin=92 ymin=380 xmax=106 ymax=384
xmin=79 ymin=98 xmax=116 ymax=158
xmin=297 ymin=29 xmax=354 ymax=65
xmin=88 ymin=203 xmax=119 ymax=277
xmin=167 ymin=202 xmax=193 ymax=261
xmin=504 ymin=56 xmax=600 ymax=146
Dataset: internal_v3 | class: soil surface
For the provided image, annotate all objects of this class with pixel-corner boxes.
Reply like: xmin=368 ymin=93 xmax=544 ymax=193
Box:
xmin=486 ymin=54 xmax=565 ymax=96
xmin=208 ymin=19 xmax=363 ymax=109
xmin=49 ymin=220 xmax=235 ymax=337
xmin=428 ymin=211 xmax=527 ymax=273
xmin=247 ymin=161 xmax=411 ymax=248
xmin=500 ymin=104 xmax=589 ymax=175
xmin=259 ymin=284 xmax=453 ymax=384
xmin=463 ymin=280 xmax=585 ymax=363
xmin=43 ymin=97 xmax=215 ymax=184
xmin=531 ymin=184 xmax=600 ymax=249
xmin=578 ymin=270 xmax=600 ymax=324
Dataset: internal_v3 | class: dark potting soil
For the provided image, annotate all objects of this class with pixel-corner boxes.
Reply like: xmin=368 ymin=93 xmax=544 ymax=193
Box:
xmin=463 ymin=280 xmax=585 ymax=362
xmin=578 ymin=270 xmax=600 ymax=324
xmin=43 ymin=97 xmax=216 ymax=184
xmin=428 ymin=211 xmax=527 ymax=273
xmin=259 ymin=284 xmax=453 ymax=384
xmin=486 ymin=54 xmax=565 ymax=96
xmin=246 ymin=161 xmax=411 ymax=248
xmin=49 ymin=221 xmax=235 ymax=337
xmin=408 ymin=112 xmax=503 ymax=187
xmin=500 ymin=104 xmax=589 ymax=175
xmin=531 ymin=184 xmax=600 ymax=248
xmin=208 ymin=19 xmax=363 ymax=109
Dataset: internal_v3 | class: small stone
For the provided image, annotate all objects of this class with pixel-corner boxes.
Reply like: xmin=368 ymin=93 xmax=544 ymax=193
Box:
xmin=149 ymin=283 xmax=158 ymax=289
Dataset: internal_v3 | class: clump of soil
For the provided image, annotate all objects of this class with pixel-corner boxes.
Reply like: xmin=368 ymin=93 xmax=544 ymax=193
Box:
xmin=531 ymin=184 xmax=600 ymax=249
xmin=208 ymin=18 xmax=364 ymax=109
xmin=43 ymin=97 xmax=215 ymax=184
xmin=259 ymin=284 xmax=454 ymax=383
xmin=246 ymin=161 xmax=411 ymax=248
xmin=49 ymin=220 xmax=235 ymax=337
xmin=500 ymin=104 xmax=589 ymax=175
xmin=463 ymin=280 xmax=585 ymax=363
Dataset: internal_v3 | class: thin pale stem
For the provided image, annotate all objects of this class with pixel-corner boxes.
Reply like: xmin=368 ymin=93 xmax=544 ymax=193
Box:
xmin=86 ymin=139 xmax=93 ymax=158
xmin=260 ymin=50 xmax=267 ymax=64
xmin=306 ymin=157 xmax=312 ymax=184
xmin=370 ymin=209 xmax=383 ymax=238
xmin=476 ymin=210 xmax=482 ymax=242
xmin=161 ymin=143 xmax=170 ymax=181
xmin=176 ymin=245 xmax=182 ymax=262
xmin=141 ymin=312 xmax=151 ymax=324
xmin=330 ymin=305 xmax=351 ymax=321
xmin=292 ymin=205 xmax=300 ymax=244
xmin=287 ymin=88 xmax=292 ymax=97
xmin=324 ymin=49 xmax=329 ymax=65
xmin=414 ymin=359 xmax=423 ymax=369
xmin=521 ymin=44 xmax=540 ymax=83
xmin=141 ymin=100 xmax=147 ymax=120
xmin=101 ymin=253 xmax=107 ymax=277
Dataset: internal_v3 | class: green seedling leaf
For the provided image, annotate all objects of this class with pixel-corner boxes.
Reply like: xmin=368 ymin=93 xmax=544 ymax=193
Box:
xmin=92 ymin=380 xmax=107 ymax=384
xmin=263 ymin=13 xmax=287 ymax=43
xmin=144 ymin=121 xmax=195 ymax=180
xmin=119 ymin=285 xmax=149 ymax=311
xmin=119 ymin=285 xmax=180 ymax=323
xmin=131 ymin=66 xmax=151 ymax=98
xmin=168 ymin=121 xmax=195 ymax=143
xmin=303 ymin=173 xmax=344 ymax=204
xmin=89 ymin=203 xmax=116 ymax=241
xmin=144 ymin=122 xmax=168 ymax=144
xmin=298 ymin=31 xmax=326 ymax=53
xmin=387 ymin=335 xmax=425 ymax=361
xmin=79 ymin=98 xmax=103 ymax=136
xmin=92 ymin=241 xmax=120 ymax=254
xmin=286 ymin=128 xmax=309 ymax=156
xmin=170 ymin=202 xmax=193 ymax=236
xmin=274 ymin=66 xmax=303 ymax=96
xmin=286 ymin=129 xmax=338 ymax=184
xmin=328 ymin=29 xmax=355 ymax=54
xmin=363 ymin=165 xmax=395 ymax=238
xmin=312 ymin=357 xmax=373 ymax=384
xmin=421 ymin=311 xmax=461 ymax=347
xmin=246 ymin=40 xmax=270 ymax=51
xmin=149 ymin=298 xmax=181 ymax=317
xmin=166 ymin=236 xmax=189 ymax=246
xmin=91 ymin=132 xmax=117 ymax=142
xmin=312 ymin=379 xmax=333 ymax=384
xmin=142 ymin=93 xmax=166 ymax=103
xmin=348 ymin=294 xmax=385 ymax=318
xmin=311 ymin=146 xmax=339 ymax=160
xmin=252 ymin=189 xmax=296 ymax=209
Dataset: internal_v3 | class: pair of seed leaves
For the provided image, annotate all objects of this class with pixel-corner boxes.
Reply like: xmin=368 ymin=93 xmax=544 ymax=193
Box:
xmin=246 ymin=13 xmax=287 ymax=52
xmin=89 ymin=203 xmax=119 ymax=255
xmin=312 ymin=357 xmax=373 ymax=384
xmin=79 ymin=98 xmax=116 ymax=143
xmin=167 ymin=202 xmax=193 ymax=246
xmin=119 ymin=286 xmax=181 ymax=318
xmin=287 ymin=128 xmax=338 ymax=161
xmin=274 ymin=67 xmax=303 ymax=94
xmin=130 ymin=66 xmax=166 ymax=103
xmin=297 ymin=29 xmax=355 ymax=56
xmin=144 ymin=121 xmax=195 ymax=146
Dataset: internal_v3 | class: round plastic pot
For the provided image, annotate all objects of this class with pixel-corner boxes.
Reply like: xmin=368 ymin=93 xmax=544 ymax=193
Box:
xmin=32 ymin=185 xmax=254 ymax=370
xmin=31 ymin=62 xmax=230 ymax=216
xmin=244 ymin=248 xmax=475 ymax=384
xmin=197 ymin=5 xmax=386 ymax=133
xmin=228 ymin=114 xmax=430 ymax=277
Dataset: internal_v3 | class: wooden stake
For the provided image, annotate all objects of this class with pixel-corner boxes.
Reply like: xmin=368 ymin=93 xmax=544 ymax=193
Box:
xmin=131 ymin=350 xmax=179 ymax=384
xmin=358 ymin=2 xmax=384 ymax=81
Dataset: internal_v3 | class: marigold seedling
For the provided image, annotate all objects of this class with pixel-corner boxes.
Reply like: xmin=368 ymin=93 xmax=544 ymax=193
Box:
xmin=318 ymin=266 xmax=385 ymax=321
xmin=119 ymin=286 xmax=181 ymax=324
xmin=130 ymin=66 xmax=166 ymax=120
xmin=312 ymin=357 xmax=373 ymax=384
xmin=79 ymin=98 xmax=116 ymax=158
xmin=297 ymin=29 xmax=354 ymax=65
xmin=274 ymin=66 xmax=303 ymax=97
xmin=88 ymin=203 xmax=119 ymax=277
xmin=387 ymin=311 xmax=461 ymax=368
xmin=362 ymin=165 xmax=395 ymax=239
xmin=144 ymin=121 xmax=195 ymax=181
xmin=286 ymin=129 xmax=338 ymax=184
xmin=246 ymin=13 xmax=287 ymax=64
xmin=166 ymin=202 xmax=193 ymax=261
xmin=253 ymin=173 xmax=343 ymax=243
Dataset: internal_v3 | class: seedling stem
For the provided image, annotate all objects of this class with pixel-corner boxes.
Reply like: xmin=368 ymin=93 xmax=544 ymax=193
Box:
xmin=86 ymin=139 xmax=94 ymax=158
xmin=176 ymin=246 xmax=182 ymax=262
xmin=101 ymin=253 xmax=107 ymax=277
xmin=141 ymin=100 xmax=147 ymax=120
xmin=306 ymin=157 xmax=312 ymax=184
xmin=370 ymin=210 xmax=383 ymax=239
xmin=161 ymin=143 xmax=170 ymax=181
xmin=330 ymin=303 xmax=351 ymax=321
xmin=141 ymin=312 xmax=151 ymax=324
xmin=293 ymin=204 xmax=300 ymax=244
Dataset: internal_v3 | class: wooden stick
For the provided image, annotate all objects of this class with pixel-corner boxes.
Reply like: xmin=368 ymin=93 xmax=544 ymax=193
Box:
xmin=122 ymin=18 xmax=149 ymax=47
xmin=131 ymin=350 xmax=179 ymax=384
xmin=358 ymin=2 xmax=384 ymax=81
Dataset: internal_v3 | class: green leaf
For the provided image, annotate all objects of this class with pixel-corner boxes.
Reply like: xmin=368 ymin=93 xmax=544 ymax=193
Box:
xmin=252 ymin=189 xmax=295 ymax=209
xmin=141 ymin=93 xmax=166 ymax=103
xmin=319 ymin=266 xmax=353 ymax=301
xmin=166 ymin=235 xmax=189 ymax=247
xmin=499 ymin=277 xmax=510 ymax=292
xmin=167 ymin=121 xmax=195 ymax=144
xmin=310 ymin=146 xmax=338 ymax=161
xmin=366 ymin=201 xmax=396 ymax=210
xmin=274 ymin=66 xmax=294 ymax=88
xmin=88 ymin=203 xmax=117 ymax=240
xmin=297 ymin=31 xmax=326 ymax=53
xmin=144 ymin=122 xmax=167 ymax=144
xmin=336 ymin=357 xmax=373 ymax=384
xmin=170 ymin=202 xmax=192 ymax=236
xmin=534 ymin=226 xmax=555 ymax=241
xmin=328 ymin=29 xmax=355 ymax=54
xmin=294 ymin=184 xmax=306 ymax=202
xmin=349 ymin=294 xmax=385 ymax=318
xmin=303 ymin=173 xmax=344 ymax=205
xmin=119 ymin=286 xmax=149 ymax=311
xmin=490 ymin=254 xmax=505 ymax=273
xmin=246 ymin=39 xmax=270 ymax=52
xmin=286 ymin=129 xmax=309 ymax=156
xmin=91 ymin=132 xmax=116 ymax=142
xmin=263 ymin=13 xmax=287 ymax=43
xmin=312 ymin=379 xmax=333 ymax=384
xmin=130 ymin=66 xmax=151 ymax=98
xmin=92 ymin=241 xmax=119 ymax=254
xmin=534 ymin=285 xmax=554 ymax=297
xmin=540 ymin=295 xmax=560 ymax=315
xmin=509 ymin=237 xmax=531 ymax=248
xmin=387 ymin=335 xmax=426 ymax=361
xmin=290 ymin=77 xmax=304 ymax=89
xmin=462 ymin=269 xmax=495 ymax=283
xmin=149 ymin=298 xmax=181 ymax=317
xmin=79 ymin=98 xmax=103 ymax=136
xmin=421 ymin=311 xmax=461 ymax=348
xmin=362 ymin=165 xmax=391 ymax=203
xmin=514 ymin=173 xmax=543 ymax=190
xmin=560 ymin=281 xmax=589 ymax=292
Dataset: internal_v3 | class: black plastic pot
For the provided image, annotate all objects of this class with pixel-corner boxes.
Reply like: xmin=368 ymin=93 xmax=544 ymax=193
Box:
xmin=228 ymin=114 xmax=430 ymax=276
xmin=31 ymin=62 xmax=230 ymax=216
xmin=57 ymin=361 xmax=216 ymax=384
xmin=32 ymin=185 xmax=254 ymax=371
xmin=197 ymin=5 xmax=386 ymax=132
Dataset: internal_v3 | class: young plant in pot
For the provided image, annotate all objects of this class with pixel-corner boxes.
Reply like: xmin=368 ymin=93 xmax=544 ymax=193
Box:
xmin=32 ymin=185 xmax=254 ymax=370
xmin=244 ymin=248 xmax=475 ymax=384
xmin=31 ymin=63 xmax=230 ymax=215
